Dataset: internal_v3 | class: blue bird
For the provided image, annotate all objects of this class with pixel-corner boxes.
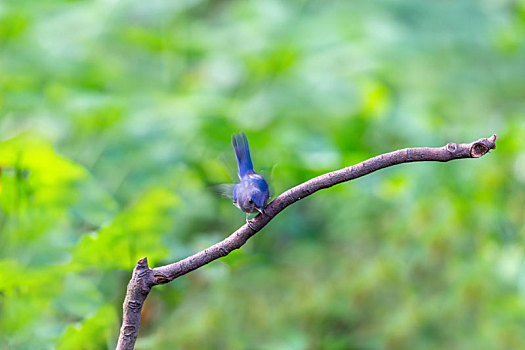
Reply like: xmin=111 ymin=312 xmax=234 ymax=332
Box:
xmin=231 ymin=132 xmax=270 ymax=223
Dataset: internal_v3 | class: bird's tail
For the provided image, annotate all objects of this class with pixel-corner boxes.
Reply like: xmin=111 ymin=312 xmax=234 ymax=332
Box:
xmin=232 ymin=132 xmax=254 ymax=178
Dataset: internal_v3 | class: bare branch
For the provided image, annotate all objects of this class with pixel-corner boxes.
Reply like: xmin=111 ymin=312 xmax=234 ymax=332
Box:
xmin=116 ymin=258 xmax=153 ymax=350
xmin=116 ymin=134 xmax=496 ymax=350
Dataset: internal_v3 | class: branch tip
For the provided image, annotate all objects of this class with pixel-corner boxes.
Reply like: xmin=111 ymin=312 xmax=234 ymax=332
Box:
xmin=136 ymin=257 xmax=149 ymax=268
xmin=470 ymin=134 xmax=497 ymax=158
xmin=490 ymin=134 xmax=497 ymax=147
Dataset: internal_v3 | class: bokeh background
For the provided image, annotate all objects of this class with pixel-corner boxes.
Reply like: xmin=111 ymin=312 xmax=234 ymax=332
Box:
xmin=1 ymin=0 xmax=525 ymax=349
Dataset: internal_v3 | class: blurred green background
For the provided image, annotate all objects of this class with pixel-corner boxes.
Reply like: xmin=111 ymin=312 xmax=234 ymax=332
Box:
xmin=1 ymin=0 xmax=524 ymax=349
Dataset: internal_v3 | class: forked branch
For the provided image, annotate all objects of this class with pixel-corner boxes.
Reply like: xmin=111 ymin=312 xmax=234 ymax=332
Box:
xmin=116 ymin=134 xmax=496 ymax=350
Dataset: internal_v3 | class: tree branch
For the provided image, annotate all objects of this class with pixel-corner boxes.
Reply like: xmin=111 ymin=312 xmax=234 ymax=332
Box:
xmin=116 ymin=134 xmax=496 ymax=350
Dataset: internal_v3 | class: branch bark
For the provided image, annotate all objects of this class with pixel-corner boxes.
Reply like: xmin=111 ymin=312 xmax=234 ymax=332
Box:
xmin=116 ymin=134 xmax=496 ymax=350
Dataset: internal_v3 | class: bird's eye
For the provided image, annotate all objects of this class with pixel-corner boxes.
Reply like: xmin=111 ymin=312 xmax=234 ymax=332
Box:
xmin=248 ymin=199 xmax=254 ymax=204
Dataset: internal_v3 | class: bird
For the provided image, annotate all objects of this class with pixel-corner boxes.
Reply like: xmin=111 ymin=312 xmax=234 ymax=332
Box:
xmin=231 ymin=132 xmax=270 ymax=224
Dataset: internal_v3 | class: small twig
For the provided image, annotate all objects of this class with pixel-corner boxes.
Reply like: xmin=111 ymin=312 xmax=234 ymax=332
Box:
xmin=116 ymin=134 xmax=496 ymax=350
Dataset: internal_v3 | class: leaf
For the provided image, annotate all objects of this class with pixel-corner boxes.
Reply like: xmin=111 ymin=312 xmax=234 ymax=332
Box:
xmin=57 ymin=304 xmax=118 ymax=350
xmin=71 ymin=187 xmax=179 ymax=270
xmin=0 ymin=133 xmax=87 ymax=215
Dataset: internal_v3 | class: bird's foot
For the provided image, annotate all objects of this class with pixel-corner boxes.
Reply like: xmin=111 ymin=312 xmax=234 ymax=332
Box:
xmin=246 ymin=213 xmax=256 ymax=231
xmin=247 ymin=220 xmax=256 ymax=231
xmin=255 ymin=207 xmax=268 ymax=218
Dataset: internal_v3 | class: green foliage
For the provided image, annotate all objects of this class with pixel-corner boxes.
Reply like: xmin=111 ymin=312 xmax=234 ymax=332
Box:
xmin=73 ymin=188 xmax=177 ymax=270
xmin=58 ymin=305 xmax=118 ymax=350
xmin=1 ymin=0 xmax=525 ymax=349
